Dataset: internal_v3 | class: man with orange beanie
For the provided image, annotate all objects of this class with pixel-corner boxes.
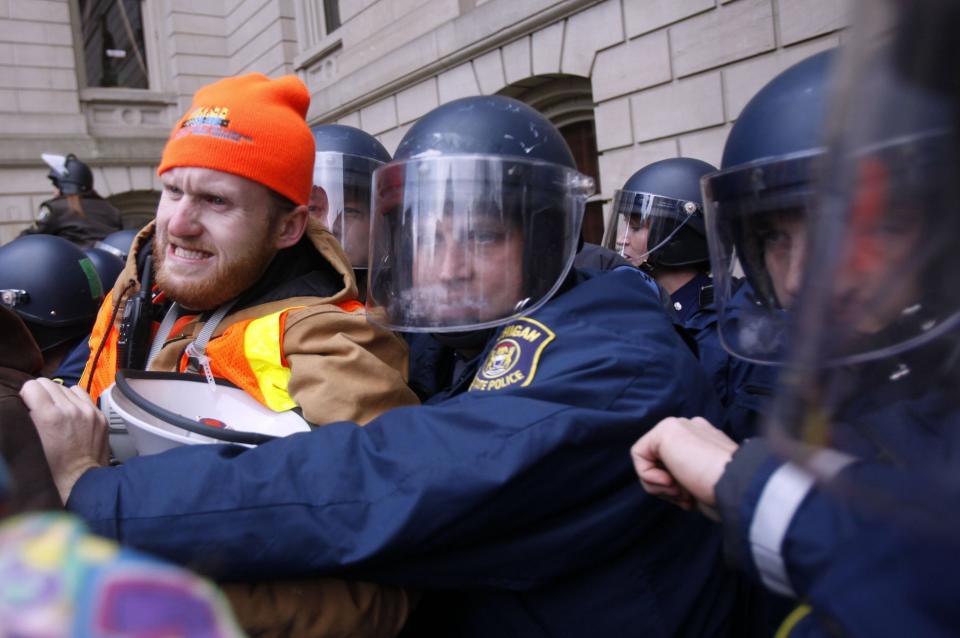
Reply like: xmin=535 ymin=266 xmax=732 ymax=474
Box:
xmin=61 ymin=73 xmax=418 ymax=636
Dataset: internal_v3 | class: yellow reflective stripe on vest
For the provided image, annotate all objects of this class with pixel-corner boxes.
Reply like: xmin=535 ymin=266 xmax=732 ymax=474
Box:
xmin=242 ymin=309 xmax=298 ymax=412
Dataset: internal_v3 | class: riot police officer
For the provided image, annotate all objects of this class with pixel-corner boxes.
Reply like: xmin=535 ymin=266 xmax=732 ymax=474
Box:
xmin=700 ymin=49 xmax=838 ymax=443
xmin=309 ymin=124 xmax=391 ymax=301
xmin=611 ymin=157 xmax=715 ymax=298
xmin=20 ymin=154 xmax=123 ymax=248
xmin=609 ymin=158 xmax=760 ymax=437
xmin=634 ymin=3 xmax=960 ymax=633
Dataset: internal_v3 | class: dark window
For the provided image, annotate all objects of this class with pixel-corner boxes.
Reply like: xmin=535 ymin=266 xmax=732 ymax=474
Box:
xmin=560 ymin=120 xmax=604 ymax=245
xmin=323 ymin=0 xmax=342 ymax=34
xmin=79 ymin=0 xmax=149 ymax=89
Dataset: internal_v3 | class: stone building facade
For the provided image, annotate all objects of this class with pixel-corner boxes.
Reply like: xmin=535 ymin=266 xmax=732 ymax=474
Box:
xmin=0 ymin=0 xmax=847 ymax=244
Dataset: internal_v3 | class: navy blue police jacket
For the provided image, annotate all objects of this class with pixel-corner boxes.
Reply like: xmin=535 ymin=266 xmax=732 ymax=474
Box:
xmin=715 ymin=346 xmax=960 ymax=637
xmin=674 ymin=274 xmax=792 ymax=637
xmin=69 ymin=268 xmax=735 ymax=637
xmin=672 ymin=274 xmax=769 ymax=442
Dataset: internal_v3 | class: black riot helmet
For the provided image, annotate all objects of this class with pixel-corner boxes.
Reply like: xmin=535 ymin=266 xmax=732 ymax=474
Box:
xmin=96 ymin=228 xmax=139 ymax=261
xmin=703 ymin=50 xmax=836 ymax=363
xmin=41 ymin=153 xmax=94 ymax=196
xmin=608 ymin=157 xmax=716 ymax=269
xmin=83 ymin=246 xmax=125 ymax=290
xmin=310 ymin=124 xmax=391 ymax=269
xmin=366 ymin=95 xmax=594 ymax=332
xmin=0 ymin=235 xmax=104 ymax=352
xmin=313 ymin=123 xmax=391 ymax=163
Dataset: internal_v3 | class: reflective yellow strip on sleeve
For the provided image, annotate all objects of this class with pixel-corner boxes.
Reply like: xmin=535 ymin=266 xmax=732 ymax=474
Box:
xmin=242 ymin=310 xmax=297 ymax=412
xmin=775 ymin=604 xmax=813 ymax=638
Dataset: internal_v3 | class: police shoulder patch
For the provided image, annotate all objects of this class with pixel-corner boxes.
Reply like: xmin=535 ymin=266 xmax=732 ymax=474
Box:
xmin=469 ymin=317 xmax=555 ymax=392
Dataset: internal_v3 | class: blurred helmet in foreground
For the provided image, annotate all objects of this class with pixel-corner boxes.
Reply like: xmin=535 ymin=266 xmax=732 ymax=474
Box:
xmin=771 ymin=0 xmax=960 ymax=534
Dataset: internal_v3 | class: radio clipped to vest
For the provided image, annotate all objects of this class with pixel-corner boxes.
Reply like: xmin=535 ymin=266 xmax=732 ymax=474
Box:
xmin=117 ymin=253 xmax=156 ymax=370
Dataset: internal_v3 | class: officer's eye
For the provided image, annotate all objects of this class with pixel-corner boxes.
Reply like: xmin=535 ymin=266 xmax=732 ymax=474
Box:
xmin=165 ymin=185 xmax=183 ymax=197
xmin=206 ymin=195 xmax=227 ymax=206
xmin=470 ymin=229 xmax=506 ymax=245
xmin=761 ymin=229 xmax=792 ymax=254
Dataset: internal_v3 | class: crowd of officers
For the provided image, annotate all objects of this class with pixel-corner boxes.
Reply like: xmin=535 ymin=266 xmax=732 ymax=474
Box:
xmin=0 ymin=0 xmax=957 ymax=635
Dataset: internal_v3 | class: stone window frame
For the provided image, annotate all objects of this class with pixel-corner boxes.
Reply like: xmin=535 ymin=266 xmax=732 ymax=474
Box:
xmin=68 ymin=0 xmax=171 ymax=102
xmin=293 ymin=0 xmax=344 ymax=68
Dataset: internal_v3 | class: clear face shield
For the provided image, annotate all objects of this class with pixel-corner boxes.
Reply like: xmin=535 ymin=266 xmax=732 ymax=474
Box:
xmin=766 ymin=0 xmax=960 ymax=534
xmin=309 ymin=152 xmax=384 ymax=269
xmin=703 ymin=150 xmax=821 ymax=364
xmin=608 ymin=191 xmax=701 ymax=267
xmin=366 ymin=155 xmax=594 ymax=332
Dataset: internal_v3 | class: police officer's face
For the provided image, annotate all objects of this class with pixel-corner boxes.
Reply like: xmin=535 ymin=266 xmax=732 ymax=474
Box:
xmin=761 ymin=210 xmax=807 ymax=309
xmin=413 ymin=214 xmax=524 ymax=323
xmin=617 ymin=214 xmax=649 ymax=267
xmin=155 ymin=167 xmax=306 ymax=310
xmin=344 ymin=199 xmax=371 ymax=267
xmin=328 ymin=198 xmax=370 ymax=269
xmin=310 ymin=187 xmax=370 ymax=268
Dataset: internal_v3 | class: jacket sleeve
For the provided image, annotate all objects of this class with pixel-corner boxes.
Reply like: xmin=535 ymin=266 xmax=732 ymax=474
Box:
xmin=715 ymin=440 xmax=960 ymax=636
xmin=282 ymin=306 xmax=420 ymax=425
xmin=67 ymin=273 xmax=722 ymax=589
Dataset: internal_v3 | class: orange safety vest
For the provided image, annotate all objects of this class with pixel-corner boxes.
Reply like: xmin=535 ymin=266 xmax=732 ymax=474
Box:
xmin=81 ymin=297 xmax=365 ymax=411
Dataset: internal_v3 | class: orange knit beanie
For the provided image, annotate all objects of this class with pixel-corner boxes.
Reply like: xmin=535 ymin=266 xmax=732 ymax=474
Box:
xmin=158 ymin=73 xmax=315 ymax=205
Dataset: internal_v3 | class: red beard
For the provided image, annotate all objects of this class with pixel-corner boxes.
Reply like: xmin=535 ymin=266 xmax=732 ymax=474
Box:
xmin=153 ymin=233 xmax=278 ymax=310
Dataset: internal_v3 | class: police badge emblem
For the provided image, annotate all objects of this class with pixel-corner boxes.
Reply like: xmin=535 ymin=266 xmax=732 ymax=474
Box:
xmin=470 ymin=318 xmax=555 ymax=392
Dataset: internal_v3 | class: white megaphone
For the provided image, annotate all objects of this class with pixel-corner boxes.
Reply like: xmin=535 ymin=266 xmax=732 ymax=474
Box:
xmin=102 ymin=370 xmax=311 ymax=458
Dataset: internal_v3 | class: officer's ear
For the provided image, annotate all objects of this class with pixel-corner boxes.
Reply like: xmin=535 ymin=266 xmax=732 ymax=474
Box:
xmin=273 ymin=204 xmax=309 ymax=250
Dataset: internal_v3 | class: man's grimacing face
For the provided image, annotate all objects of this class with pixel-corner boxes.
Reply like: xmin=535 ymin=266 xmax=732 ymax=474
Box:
xmin=154 ymin=167 xmax=303 ymax=310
